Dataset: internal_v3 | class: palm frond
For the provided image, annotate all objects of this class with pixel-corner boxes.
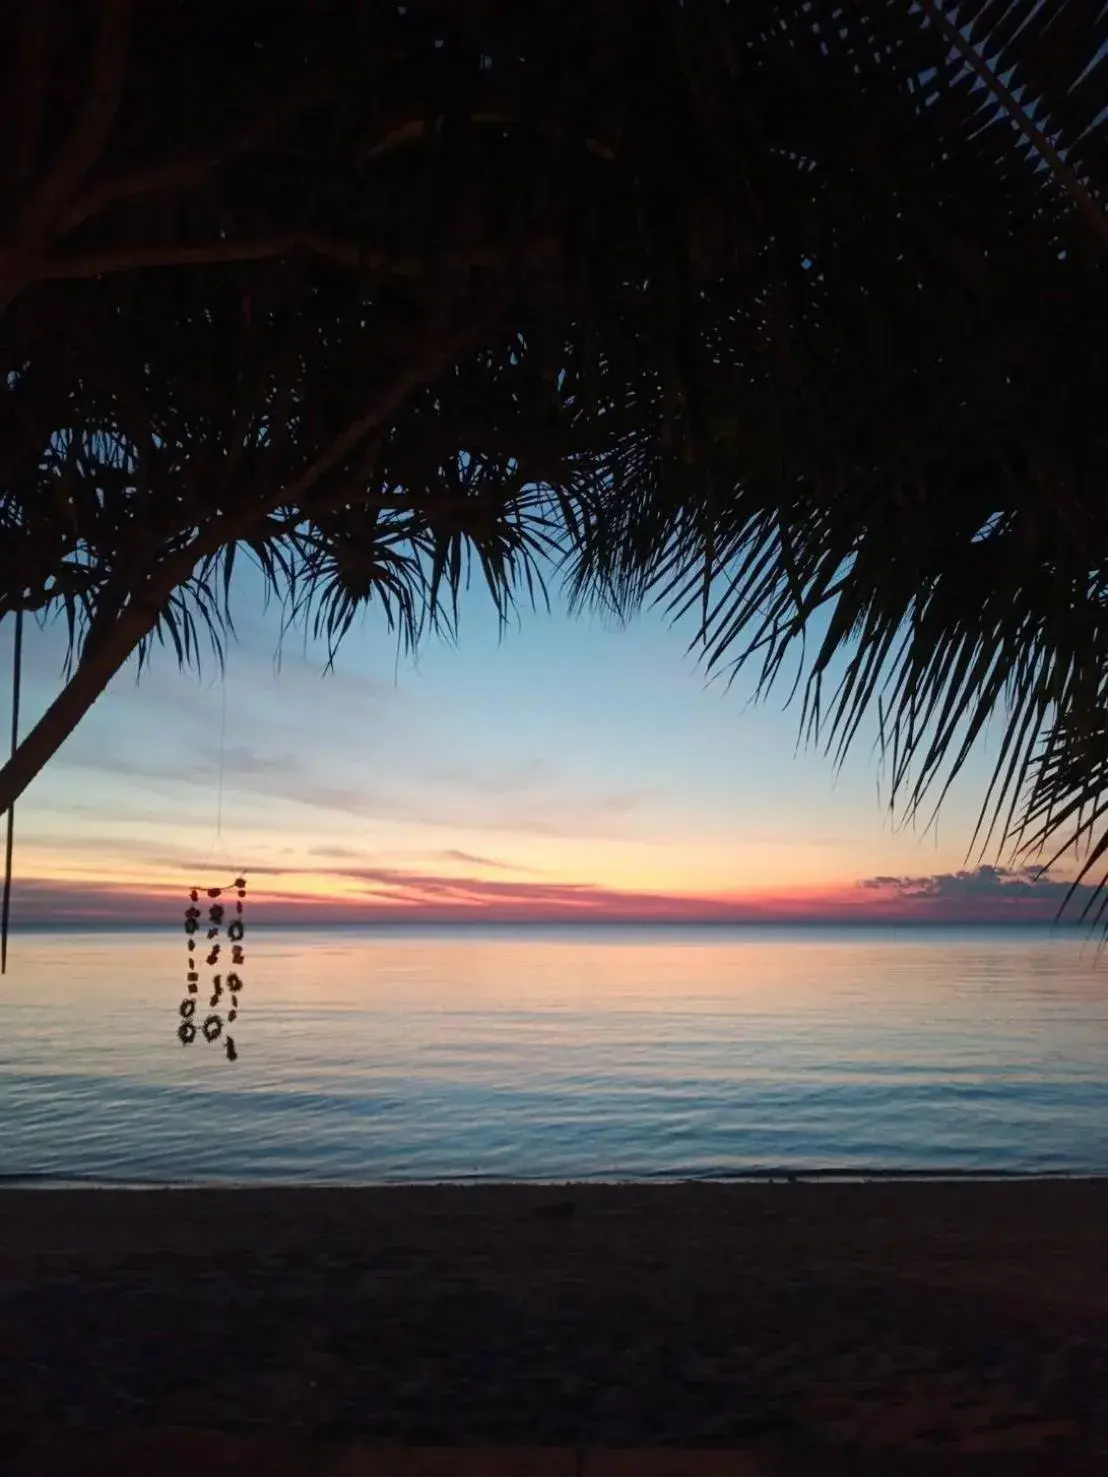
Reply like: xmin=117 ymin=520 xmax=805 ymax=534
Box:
xmin=1 ymin=0 xmax=1107 ymax=928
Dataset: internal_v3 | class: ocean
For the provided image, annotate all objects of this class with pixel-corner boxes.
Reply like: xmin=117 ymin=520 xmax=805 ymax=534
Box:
xmin=2 ymin=923 xmax=1107 ymax=1185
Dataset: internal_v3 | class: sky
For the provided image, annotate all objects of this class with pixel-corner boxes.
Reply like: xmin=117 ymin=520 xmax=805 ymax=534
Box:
xmin=0 ymin=561 xmax=1088 ymax=927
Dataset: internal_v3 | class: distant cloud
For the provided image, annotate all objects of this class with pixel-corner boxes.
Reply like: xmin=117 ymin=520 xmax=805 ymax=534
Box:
xmin=438 ymin=848 xmax=539 ymax=873
xmin=21 ymin=832 xmax=174 ymax=858
xmin=76 ymin=748 xmax=396 ymax=821
xmin=418 ymin=757 xmax=660 ymax=838
xmin=427 ymin=758 xmax=552 ymax=797
xmin=8 ymin=879 xmax=179 ymax=925
xmin=857 ymin=864 xmax=1090 ymax=920
xmin=66 ymin=743 xmax=659 ymax=842
xmin=308 ymin=846 xmax=536 ymax=872
xmin=324 ymin=863 xmax=597 ymax=908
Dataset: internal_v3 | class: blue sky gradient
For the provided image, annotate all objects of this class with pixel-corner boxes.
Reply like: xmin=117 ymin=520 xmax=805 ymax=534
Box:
xmin=0 ymin=565 xmax=1080 ymax=924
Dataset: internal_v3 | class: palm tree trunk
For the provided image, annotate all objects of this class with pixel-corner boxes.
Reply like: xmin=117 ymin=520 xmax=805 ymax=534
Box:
xmin=0 ymin=593 xmax=165 ymax=817
xmin=2 ymin=609 xmax=24 ymax=972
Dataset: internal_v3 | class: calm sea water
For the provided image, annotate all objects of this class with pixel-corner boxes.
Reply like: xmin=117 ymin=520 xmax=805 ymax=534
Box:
xmin=1 ymin=924 xmax=1107 ymax=1184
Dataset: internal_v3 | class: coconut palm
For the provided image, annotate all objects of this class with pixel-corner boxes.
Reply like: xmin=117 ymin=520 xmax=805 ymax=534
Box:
xmin=2 ymin=0 xmax=1107 ymax=961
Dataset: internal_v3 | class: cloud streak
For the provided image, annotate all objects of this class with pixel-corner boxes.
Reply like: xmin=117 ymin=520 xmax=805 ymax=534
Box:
xmin=856 ymin=864 xmax=1089 ymax=921
xmin=65 ymin=743 xmax=657 ymax=842
xmin=437 ymin=848 xmax=540 ymax=873
xmin=9 ymin=859 xmax=1094 ymax=929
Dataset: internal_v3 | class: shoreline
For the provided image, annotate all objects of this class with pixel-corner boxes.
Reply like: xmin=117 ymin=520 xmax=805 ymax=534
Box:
xmin=2 ymin=1175 xmax=1108 ymax=1199
xmin=3 ymin=1167 xmax=1107 ymax=1190
xmin=2 ymin=1179 xmax=1107 ymax=1454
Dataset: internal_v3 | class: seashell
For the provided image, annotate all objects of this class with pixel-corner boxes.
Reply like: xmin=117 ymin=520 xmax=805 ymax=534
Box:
xmin=225 ymin=1037 xmax=238 ymax=1062
xmin=207 ymin=887 xmax=222 ymax=898
xmin=202 ymin=1014 xmax=223 ymax=1042
xmin=178 ymin=1022 xmax=196 ymax=1044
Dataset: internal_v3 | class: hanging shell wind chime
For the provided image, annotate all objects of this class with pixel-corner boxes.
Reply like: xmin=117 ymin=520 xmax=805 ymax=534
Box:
xmin=180 ymin=876 xmax=246 ymax=1061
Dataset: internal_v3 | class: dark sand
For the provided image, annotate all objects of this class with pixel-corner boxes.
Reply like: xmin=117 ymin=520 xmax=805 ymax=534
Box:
xmin=1 ymin=1181 xmax=1107 ymax=1460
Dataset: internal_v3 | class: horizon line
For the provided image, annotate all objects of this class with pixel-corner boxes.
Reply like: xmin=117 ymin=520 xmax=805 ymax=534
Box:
xmin=9 ymin=916 xmax=1089 ymax=931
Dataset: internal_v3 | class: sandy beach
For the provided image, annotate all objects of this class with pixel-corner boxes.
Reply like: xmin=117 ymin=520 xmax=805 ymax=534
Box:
xmin=2 ymin=1180 xmax=1107 ymax=1464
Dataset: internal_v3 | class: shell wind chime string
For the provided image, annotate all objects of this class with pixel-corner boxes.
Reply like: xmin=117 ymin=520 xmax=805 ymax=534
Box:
xmin=181 ymin=876 xmax=247 ymax=1061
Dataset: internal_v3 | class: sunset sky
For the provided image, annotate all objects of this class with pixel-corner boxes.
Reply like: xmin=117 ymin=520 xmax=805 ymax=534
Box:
xmin=0 ymin=563 xmax=1084 ymax=926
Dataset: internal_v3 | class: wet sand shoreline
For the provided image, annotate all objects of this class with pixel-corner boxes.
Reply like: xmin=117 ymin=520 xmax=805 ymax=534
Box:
xmin=2 ymin=1180 xmax=1107 ymax=1457
xmin=4 ymin=1167 xmax=1104 ymax=1190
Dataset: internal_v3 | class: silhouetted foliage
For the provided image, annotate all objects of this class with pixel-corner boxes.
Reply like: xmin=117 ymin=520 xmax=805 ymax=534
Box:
xmin=1 ymin=1 xmax=1107 ymax=919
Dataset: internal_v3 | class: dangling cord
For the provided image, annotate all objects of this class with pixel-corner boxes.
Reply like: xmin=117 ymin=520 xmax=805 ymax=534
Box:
xmin=202 ymin=663 xmax=237 ymax=876
xmin=2 ymin=608 xmax=24 ymax=975
xmin=215 ymin=669 xmax=227 ymax=848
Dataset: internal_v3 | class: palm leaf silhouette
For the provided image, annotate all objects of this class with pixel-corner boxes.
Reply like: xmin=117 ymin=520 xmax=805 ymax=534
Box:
xmin=0 ymin=0 xmax=1106 ymax=954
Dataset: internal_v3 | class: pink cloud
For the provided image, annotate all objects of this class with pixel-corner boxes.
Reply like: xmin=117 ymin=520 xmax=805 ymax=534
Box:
xmin=854 ymin=864 xmax=1091 ymax=922
xmin=4 ymin=862 xmax=1093 ymax=929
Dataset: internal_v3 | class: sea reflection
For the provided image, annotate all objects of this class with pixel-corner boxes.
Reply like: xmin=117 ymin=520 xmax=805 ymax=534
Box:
xmin=1 ymin=925 xmax=1107 ymax=1183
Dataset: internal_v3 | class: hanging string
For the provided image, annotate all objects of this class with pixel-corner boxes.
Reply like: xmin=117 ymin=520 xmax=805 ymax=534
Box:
xmin=215 ymin=665 xmax=227 ymax=844
xmin=201 ymin=661 xmax=237 ymax=875
xmin=2 ymin=609 xmax=24 ymax=976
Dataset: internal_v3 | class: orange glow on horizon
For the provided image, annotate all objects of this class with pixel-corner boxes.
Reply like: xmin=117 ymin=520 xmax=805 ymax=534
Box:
xmin=14 ymin=833 xmax=1080 ymax=927
xmin=10 ymin=866 xmax=1027 ymax=926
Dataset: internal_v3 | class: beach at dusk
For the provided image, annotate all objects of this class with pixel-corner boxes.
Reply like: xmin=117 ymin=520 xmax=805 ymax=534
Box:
xmin=6 ymin=924 xmax=1108 ymax=1466
xmin=5 ymin=1179 xmax=1108 ymax=1467
xmin=5 ymin=2 xmax=1108 ymax=1469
